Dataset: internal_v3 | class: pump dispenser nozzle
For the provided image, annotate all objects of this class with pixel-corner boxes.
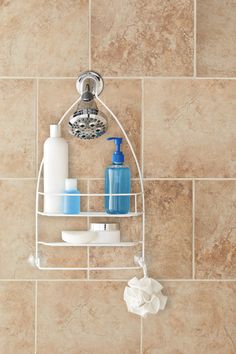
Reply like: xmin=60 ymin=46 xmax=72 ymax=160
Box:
xmin=107 ymin=137 xmax=124 ymax=164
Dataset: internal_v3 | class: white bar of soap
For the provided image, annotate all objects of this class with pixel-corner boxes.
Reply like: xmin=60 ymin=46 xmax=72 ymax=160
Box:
xmin=62 ymin=231 xmax=97 ymax=244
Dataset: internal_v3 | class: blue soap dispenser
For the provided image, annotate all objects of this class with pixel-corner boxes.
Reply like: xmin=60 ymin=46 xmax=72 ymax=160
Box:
xmin=105 ymin=137 xmax=131 ymax=214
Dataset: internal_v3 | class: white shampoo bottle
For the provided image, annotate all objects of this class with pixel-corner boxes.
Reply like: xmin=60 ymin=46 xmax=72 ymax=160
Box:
xmin=43 ymin=124 xmax=68 ymax=213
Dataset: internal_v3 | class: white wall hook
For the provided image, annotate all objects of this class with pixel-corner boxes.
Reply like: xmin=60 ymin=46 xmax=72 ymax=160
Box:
xmin=28 ymin=255 xmax=40 ymax=268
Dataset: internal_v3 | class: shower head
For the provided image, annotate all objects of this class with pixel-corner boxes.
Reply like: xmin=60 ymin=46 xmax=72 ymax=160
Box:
xmin=68 ymin=71 xmax=108 ymax=140
xmin=69 ymin=107 xmax=108 ymax=140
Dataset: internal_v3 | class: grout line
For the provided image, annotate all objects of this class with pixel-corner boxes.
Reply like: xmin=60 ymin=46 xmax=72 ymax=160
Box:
xmin=36 ymin=79 xmax=39 ymax=176
xmin=0 ymin=177 xmax=37 ymax=180
xmin=154 ymin=279 xmax=236 ymax=282
xmin=140 ymin=317 xmax=143 ymax=354
xmin=193 ymin=0 xmax=197 ymax=77
xmin=104 ymin=76 xmax=236 ymax=80
xmin=87 ymin=180 xmax=90 ymax=279
xmin=0 ymin=76 xmax=236 ymax=80
xmin=87 ymin=180 xmax=90 ymax=228
xmin=0 ymin=76 xmax=77 ymax=80
xmin=1 ymin=177 xmax=236 ymax=181
xmin=142 ymin=177 xmax=236 ymax=181
xmin=0 ymin=278 xmax=235 ymax=282
xmin=192 ymin=179 xmax=195 ymax=279
xmin=141 ymin=79 xmax=144 ymax=176
xmin=87 ymin=247 xmax=90 ymax=280
xmin=88 ymin=0 xmax=91 ymax=70
xmin=34 ymin=281 xmax=37 ymax=354
xmin=191 ymin=77 xmax=236 ymax=80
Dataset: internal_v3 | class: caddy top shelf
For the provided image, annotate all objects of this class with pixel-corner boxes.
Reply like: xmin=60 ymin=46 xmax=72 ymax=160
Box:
xmin=37 ymin=211 xmax=143 ymax=217
xmin=38 ymin=191 xmax=143 ymax=197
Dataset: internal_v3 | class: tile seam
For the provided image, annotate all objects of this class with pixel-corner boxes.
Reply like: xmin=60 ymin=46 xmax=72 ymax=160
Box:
xmin=142 ymin=178 xmax=236 ymax=181
xmin=36 ymin=79 xmax=39 ymax=177
xmin=193 ymin=0 xmax=197 ymax=77
xmin=87 ymin=180 xmax=90 ymax=280
xmin=87 ymin=247 xmax=90 ymax=280
xmin=0 ymin=76 xmax=236 ymax=80
xmin=1 ymin=177 xmax=236 ymax=181
xmin=0 ymin=177 xmax=38 ymax=180
xmin=88 ymin=0 xmax=91 ymax=70
xmin=141 ymin=79 xmax=144 ymax=176
xmin=0 ymin=278 xmax=235 ymax=282
xmin=0 ymin=76 xmax=77 ymax=79
xmin=192 ymin=179 xmax=195 ymax=279
xmin=103 ymin=77 xmax=236 ymax=80
xmin=35 ymin=280 xmax=37 ymax=354
xmin=140 ymin=318 xmax=143 ymax=354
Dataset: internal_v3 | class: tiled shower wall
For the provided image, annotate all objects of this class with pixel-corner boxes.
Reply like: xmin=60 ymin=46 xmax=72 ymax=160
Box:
xmin=0 ymin=0 xmax=235 ymax=353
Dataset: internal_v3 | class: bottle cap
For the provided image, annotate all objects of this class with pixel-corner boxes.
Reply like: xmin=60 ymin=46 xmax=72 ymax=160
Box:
xmin=50 ymin=124 xmax=61 ymax=138
xmin=65 ymin=178 xmax=77 ymax=191
xmin=107 ymin=137 xmax=124 ymax=164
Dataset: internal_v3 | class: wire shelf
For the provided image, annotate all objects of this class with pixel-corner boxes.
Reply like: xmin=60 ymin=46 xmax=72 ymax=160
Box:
xmin=37 ymin=191 xmax=143 ymax=216
xmin=38 ymin=241 xmax=141 ymax=247
xmin=38 ymin=211 xmax=143 ymax=217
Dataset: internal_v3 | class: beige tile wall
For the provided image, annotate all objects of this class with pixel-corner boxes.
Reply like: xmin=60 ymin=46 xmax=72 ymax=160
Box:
xmin=0 ymin=0 xmax=235 ymax=353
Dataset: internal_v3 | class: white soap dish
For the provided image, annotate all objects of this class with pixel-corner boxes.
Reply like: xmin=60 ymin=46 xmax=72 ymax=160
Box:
xmin=62 ymin=230 xmax=97 ymax=244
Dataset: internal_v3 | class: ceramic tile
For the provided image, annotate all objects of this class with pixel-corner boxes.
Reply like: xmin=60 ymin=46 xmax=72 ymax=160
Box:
xmin=145 ymin=180 xmax=192 ymax=279
xmin=0 ymin=79 xmax=36 ymax=177
xmin=0 ymin=180 xmax=87 ymax=279
xmin=0 ymin=0 xmax=88 ymax=76
xmin=89 ymin=268 xmax=143 ymax=280
xmin=143 ymin=281 xmax=236 ymax=354
xmin=37 ymin=281 xmax=140 ymax=354
xmin=91 ymin=0 xmax=193 ymax=76
xmin=89 ymin=244 xmax=141 ymax=269
xmin=195 ymin=181 xmax=236 ymax=279
xmin=0 ymin=281 xmax=34 ymax=354
xmin=144 ymin=79 xmax=236 ymax=178
xmin=197 ymin=0 xmax=236 ymax=76
xmin=38 ymin=79 xmax=141 ymax=178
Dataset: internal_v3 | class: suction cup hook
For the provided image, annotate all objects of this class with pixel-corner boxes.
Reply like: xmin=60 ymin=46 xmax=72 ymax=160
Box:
xmin=76 ymin=71 xmax=104 ymax=99
xmin=28 ymin=254 xmax=40 ymax=268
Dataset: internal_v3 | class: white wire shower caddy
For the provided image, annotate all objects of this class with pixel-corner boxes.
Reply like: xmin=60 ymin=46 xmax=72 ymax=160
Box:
xmin=32 ymin=72 xmax=145 ymax=272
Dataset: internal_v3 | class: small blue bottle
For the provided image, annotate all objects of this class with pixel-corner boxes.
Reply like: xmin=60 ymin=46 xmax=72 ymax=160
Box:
xmin=63 ymin=178 xmax=80 ymax=214
xmin=105 ymin=137 xmax=131 ymax=214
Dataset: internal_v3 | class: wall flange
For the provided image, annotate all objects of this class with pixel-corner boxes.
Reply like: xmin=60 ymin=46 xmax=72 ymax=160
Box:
xmin=76 ymin=70 xmax=104 ymax=99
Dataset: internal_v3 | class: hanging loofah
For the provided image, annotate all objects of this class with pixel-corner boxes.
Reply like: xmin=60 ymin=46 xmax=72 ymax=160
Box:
xmin=124 ymin=257 xmax=167 ymax=318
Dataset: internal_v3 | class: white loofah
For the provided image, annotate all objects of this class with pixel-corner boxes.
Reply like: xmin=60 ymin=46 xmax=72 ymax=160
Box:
xmin=124 ymin=276 xmax=167 ymax=317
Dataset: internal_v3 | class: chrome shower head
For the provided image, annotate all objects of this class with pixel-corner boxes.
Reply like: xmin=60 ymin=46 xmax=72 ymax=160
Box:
xmin=69 ymin=107 xmax=108 ymax=140
xmin=68 ymin=71 xmax=108 ymax=140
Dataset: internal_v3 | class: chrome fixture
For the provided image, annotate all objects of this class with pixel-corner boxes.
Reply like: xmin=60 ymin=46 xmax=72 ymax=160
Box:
xmin=68 ymin=71 xmax=108 ymax=140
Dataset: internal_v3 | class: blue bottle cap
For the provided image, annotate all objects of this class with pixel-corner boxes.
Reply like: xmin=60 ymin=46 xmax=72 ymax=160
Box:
xmin=107 ymin=137 xmax=124 ymax=164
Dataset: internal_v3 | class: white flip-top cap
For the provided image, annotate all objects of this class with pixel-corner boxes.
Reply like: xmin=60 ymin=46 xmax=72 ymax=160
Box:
xmin=65 ymin=178 xmax=77 ymax=190
xmin=50 ymin=124 xmax=61 ymax=138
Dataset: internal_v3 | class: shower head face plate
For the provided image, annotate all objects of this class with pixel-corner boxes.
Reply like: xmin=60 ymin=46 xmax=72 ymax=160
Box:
xmin=68 ymin=108 xmax=108 ymax=140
